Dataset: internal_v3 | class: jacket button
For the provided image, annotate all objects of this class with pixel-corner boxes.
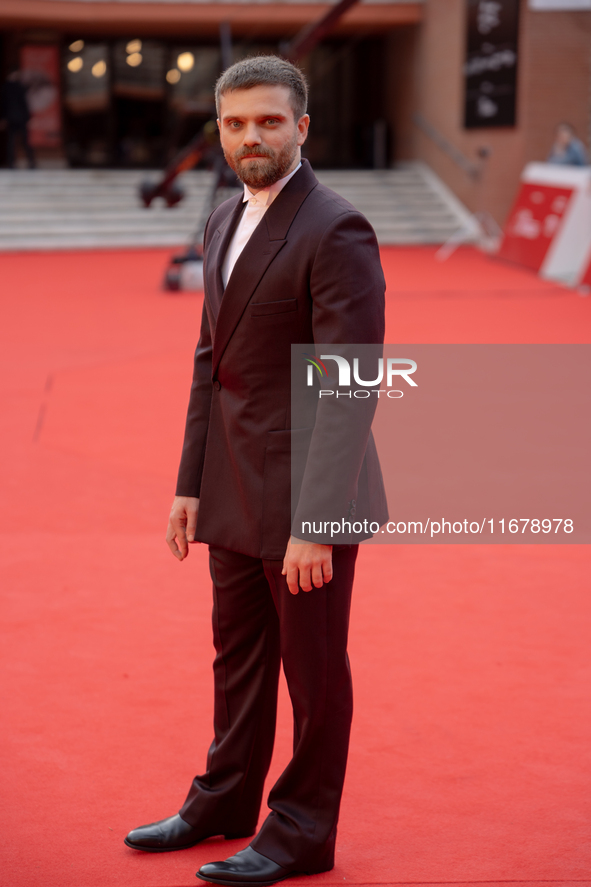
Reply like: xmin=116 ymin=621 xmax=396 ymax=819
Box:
xmin=350 ymin=508 xmax=356 ymax=517
xmin=213 ymin=380 xmax=221 ymax=391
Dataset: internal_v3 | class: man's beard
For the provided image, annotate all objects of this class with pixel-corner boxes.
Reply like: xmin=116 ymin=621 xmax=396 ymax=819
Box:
xmin=224 ymin=133 xmax=299 ymax=189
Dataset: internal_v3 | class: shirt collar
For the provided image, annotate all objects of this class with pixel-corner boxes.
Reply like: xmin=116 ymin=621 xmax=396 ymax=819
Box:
xmin=242 ymin=161 xmax=302 ymax=207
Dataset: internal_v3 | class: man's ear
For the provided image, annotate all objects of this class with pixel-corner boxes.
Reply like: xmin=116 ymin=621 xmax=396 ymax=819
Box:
xmin=297 ymin=114 xmax=310 ymax=146
xmin=216 ymin=118 xmax=221 ymax=132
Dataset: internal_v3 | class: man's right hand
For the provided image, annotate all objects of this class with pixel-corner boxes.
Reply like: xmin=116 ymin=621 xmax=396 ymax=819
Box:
xmin=166 ymin=496 xmax=200 ymax=561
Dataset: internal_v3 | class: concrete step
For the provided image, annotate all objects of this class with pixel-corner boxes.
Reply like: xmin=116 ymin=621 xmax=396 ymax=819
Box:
xmin=0 ymin=163 xmax=476 ymax=250
xmin=0 ymin=204 xmax=460 ymax=221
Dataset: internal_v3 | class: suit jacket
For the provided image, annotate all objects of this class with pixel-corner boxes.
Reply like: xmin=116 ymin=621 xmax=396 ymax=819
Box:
xmin=176 ymin=159 xmax=388 ymax=559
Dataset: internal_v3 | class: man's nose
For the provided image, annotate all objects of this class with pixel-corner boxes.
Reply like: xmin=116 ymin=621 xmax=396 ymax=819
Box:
xmin=243 ymin=123 xmax=262 ymax=146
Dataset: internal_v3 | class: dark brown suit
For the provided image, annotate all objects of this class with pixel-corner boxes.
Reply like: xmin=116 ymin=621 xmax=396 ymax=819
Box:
xmin=175 ymin=160 xmax=386 ymax=871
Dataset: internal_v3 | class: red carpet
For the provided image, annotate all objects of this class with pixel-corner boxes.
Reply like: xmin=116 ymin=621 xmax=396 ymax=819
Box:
xmin=1 ymin=246 xmax=590 ymax=887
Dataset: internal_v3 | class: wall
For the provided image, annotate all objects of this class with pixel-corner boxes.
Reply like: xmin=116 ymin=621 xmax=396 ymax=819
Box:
xmin=389 ymin=0 xmax=591 ymax=225
xmin=384 ymin=24 xmax=421 ymax=163
xmin=522 ymin=8 xmax=591 ymax=163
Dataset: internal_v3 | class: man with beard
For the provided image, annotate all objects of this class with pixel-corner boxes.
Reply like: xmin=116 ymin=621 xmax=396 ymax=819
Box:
xmin=125 ymin=56 xmax=386 ymax=885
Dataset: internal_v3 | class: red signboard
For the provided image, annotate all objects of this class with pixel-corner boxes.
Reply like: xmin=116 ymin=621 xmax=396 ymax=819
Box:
xmin=19 ymin=44 xmax=62 ymax=149
xmin=498 ymin=182 xmax=574 ymax=271
xmin=578 ymin=253 xmax=591 ymax=287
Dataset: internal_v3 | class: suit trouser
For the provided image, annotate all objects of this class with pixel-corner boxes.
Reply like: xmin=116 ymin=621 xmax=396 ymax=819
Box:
xmin=180 ymin=543 xmax=359 ymax=872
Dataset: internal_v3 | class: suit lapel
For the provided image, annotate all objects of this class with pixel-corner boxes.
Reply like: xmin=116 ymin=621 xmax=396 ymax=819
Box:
xmin=212 ymin=160 xmax=318 ymax=376
xmin=205 ymin=195 xmax=245 ymax=332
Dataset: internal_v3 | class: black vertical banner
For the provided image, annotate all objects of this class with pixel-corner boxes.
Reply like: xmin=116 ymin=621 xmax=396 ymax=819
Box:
xmin=464 ymin=0 xmax=520 ymax=128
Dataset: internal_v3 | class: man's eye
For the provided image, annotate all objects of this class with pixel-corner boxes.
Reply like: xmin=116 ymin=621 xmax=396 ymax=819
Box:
xmin=265 ymin=119 xmax=279 ymax=125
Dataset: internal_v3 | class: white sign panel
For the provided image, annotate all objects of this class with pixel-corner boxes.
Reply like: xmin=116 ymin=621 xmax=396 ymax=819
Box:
xmin=529 ymin=1 xmax=591 ymax=10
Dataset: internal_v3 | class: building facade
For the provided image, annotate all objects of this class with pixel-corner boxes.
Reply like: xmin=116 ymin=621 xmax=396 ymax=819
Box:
xmin=1 ymin=0 xmax=590 ymax=223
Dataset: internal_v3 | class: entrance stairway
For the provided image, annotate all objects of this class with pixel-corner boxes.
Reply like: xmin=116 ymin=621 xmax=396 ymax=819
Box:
xmin=0 ymin=162 xmax=476 ymax=251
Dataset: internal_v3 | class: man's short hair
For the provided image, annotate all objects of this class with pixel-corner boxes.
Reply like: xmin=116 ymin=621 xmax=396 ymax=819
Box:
xmin=215 ymin=55 xmax=308 ymax=121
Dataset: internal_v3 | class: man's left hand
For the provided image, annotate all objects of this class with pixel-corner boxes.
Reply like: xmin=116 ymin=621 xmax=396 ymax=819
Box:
xmin=282 ymin=536 xmax=333 ymax=595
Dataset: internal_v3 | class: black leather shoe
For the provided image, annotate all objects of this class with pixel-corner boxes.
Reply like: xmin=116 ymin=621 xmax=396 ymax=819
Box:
xmin=197 ymin=846 xmax=304 ymax=886
xmin=124 ymin=814 xmax=253 ymax=853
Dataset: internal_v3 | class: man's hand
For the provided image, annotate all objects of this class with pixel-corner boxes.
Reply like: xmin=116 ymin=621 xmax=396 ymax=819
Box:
xmin=166 ymin=496 xmax=200 ymax=561
xmin=282 ymin=536 xmax=333 ymax=595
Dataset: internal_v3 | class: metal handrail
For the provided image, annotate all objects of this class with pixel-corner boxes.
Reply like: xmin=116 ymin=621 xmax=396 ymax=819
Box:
xmin=413 ymin=113 xmax=480 ymax=179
